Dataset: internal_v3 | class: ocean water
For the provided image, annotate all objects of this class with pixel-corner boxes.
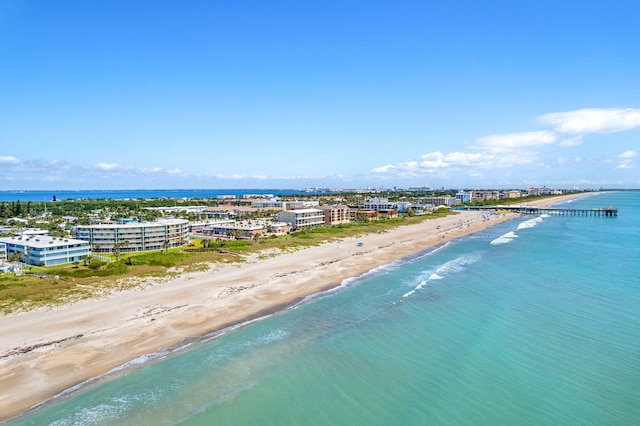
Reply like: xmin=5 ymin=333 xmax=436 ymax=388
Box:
xmin=7 ymin=192 xmax=640 ymax=425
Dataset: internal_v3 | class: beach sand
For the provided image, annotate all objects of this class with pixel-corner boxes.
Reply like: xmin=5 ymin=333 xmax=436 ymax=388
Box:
xmin=0 ymin=194 xmax=587 ymax=421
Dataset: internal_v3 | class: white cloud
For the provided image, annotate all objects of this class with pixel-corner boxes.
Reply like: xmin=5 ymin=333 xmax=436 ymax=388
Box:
xmin=539 ymin=108 xmax=640 ymax=134
xmin=618 ymin=150 xmax=638 ymax=159
xmin=94 ymin=162 xmax=120 ymax=170
xmin=617 ymin=150 xmax=638 ymax=169
xmin=212 ymin=173 xmax=249 ymax=179
xmin=558 ymin=135 xmax=583 ymax=147
xmin=146 ymin=167 xmax=163 ymax=173
xmin=369 ymin=107 xmax=640 ymax=184
xmin=474 ymin=131 xmax=556 ymax=153
xmin=0 ymin=156 xmax=20 ymax=164
xmin=419 ymin=152 xmax=446 ymax=168
xmin=370 ymin=164 xmax=395 ymax=173
xmin=370 ymin=150 xmax=532 ymax=177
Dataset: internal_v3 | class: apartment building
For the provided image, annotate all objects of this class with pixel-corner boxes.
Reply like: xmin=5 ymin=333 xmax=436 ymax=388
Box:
xmin=0 ymin=235 xmax=90 ymax=267
xmin=504 ymin=190 xmax=523 ymax=199
xmin=456 ymin=191 xmax=472 ymax=203
xmin=201 ymin=221 xmax=267 ymax=239
xmin=470 ymin=190 xmax=501 ymax=203
xmin=320 ymin=205 xmax=351 ymax=225
xmin=419 ymin=196 xmax=460 ymax=206
xmin=361 ymin=197 xmax=396 ymax=211
xmin=288 ymin=200 xmax=320 ymax=209
xmin=73 ymin=219 xmax=189 ymax=253
xmin=189 ymin=220 xmax=235 ymax=235
xmin=277 ymin=209 xmax=324 ymax=231
xmin=250 ymin=200 xmax=287 ymax=209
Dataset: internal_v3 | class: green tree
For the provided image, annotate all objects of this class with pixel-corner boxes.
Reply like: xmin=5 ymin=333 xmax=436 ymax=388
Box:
xmin=8 ymin=250 xmax=23 ymax=263
xmin=112 ymin=241 xmax=129 ymax=261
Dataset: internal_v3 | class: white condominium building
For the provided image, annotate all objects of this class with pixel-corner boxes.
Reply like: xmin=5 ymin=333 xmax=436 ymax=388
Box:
xmin=251 ymin=200 xmax=287 ymax=209
xmin=73 ymin=219 xmax=189 ymax=253
xmin=0 ymin=235 xmax=90 ymax=267
xmin=419 ymin=196 xmax=460 ymax=206
xmin=361 ymin=197 xmax=396 ymax=211
xmin=277 ymin=209 xmax=324 ymax=231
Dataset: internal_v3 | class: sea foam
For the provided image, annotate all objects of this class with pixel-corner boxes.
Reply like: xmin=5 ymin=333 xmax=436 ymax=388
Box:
xmin=517 ymin=217 xmax=543 ymax=230
xmin=402 ymin=254 xmax=480 ymax=298
xmin=490 ymin=231 xmax=518 ymax=245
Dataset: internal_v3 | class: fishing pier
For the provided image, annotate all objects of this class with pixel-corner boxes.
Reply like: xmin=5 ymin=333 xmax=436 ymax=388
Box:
xmin=456 ymin=205 xmax=618 ymax=217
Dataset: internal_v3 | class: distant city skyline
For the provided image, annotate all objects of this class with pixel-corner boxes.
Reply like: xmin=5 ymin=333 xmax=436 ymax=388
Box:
xmin=1 ymin=1 xmax=639 ymax=190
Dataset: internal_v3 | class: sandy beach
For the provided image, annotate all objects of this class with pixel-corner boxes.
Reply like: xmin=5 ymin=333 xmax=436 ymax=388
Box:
xmin=0 ymin=194 xmax=588 ymax=421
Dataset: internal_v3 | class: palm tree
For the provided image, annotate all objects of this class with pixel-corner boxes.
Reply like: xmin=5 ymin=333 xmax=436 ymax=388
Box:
xmin=8 ymin=250 xmax=23 ymax=264
xmin=112 ymin=240 xmax=127 ymax=261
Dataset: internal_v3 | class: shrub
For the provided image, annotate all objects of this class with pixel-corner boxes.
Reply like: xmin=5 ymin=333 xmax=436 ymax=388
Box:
xmin=88 ymin=259 xmax=105 ymax=270
xmin=104 ymin=261 xmax=128 ymax=275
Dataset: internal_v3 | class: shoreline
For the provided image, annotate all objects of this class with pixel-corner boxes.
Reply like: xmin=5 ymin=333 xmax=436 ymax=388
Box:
xmin=0 ymin=193 xmax=590 ymax=421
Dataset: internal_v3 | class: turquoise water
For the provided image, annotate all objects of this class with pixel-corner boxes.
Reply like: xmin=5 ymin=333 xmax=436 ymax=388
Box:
xmin=8 ymin=192 xmax=640 ymax=425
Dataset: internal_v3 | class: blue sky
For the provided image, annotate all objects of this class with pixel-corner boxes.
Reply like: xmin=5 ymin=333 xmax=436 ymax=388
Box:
xmin=1 ymin=0 xmax=639 ymax=190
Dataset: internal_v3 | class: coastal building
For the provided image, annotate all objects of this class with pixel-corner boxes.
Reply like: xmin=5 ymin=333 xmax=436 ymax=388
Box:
xmin=320 ymin=205 xmax=351 ymax=226
xmin=419 ymin=196 xmax=460 ymax=206
xmin=395 ymin=202 xmax=414 ymax=212
xmin=250 ymin=200 xmax=287 ymax=209
xmin=503 ymin=190 xmax=523 ymax=199
xmin=242 ymin=194 xmax=275 ymax=199
xmin=189 ymin=220 xmax=235 ymax=235
xmin=72 ymin=219 xmax=189 ymax=253
xmin=205 ymin=205 xmax=257 ymax=218
xmin=470 ymin=190 xmax=501 ymax=203
xmin=455 ymin=191 xmax=472 ymax=204
xmin=267 ymin=222 xmax=291 ymax=234
xmin=145 ymin=206 xmax=209 ymax=216
xmin=0 ymin=242 xmax=6 ymax=262
xmin=0 ymin=235 xmax=90 ymax=267
xmin=201 ymin=221 xmax=267 ymax=239
xmin=288 ymin=200 xmax=320 ymax=209
xmin=12 ymin=228 xmax=49 ymax=237
xmin=361 ymin=198 xmax=396 ymax=211
xmin=395 ymin=202 xmax=430 ymax=215
xmin=377 ymin=209 xmax=399 ymax=218
xmin=277 ymin=209 xmax=324 ymax=231
xmin=349 ymin=209 xmax=378 ymax=222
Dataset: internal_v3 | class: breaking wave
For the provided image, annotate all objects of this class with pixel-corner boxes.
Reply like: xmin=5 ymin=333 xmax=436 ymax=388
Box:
xmin=490 ymin=231 xmax=518 ymax=245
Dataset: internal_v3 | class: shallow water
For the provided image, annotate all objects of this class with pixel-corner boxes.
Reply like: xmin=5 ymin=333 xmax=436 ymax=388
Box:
xmin=9 ymin=192 xmax=640 ymax=425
